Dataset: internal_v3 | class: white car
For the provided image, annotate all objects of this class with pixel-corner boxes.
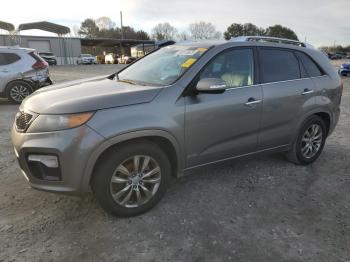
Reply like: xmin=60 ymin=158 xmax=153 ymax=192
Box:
xmin=0 ymin=46 xmax=52 ymax=103
xmin=77 ymin=54 xmax=97 ymax=65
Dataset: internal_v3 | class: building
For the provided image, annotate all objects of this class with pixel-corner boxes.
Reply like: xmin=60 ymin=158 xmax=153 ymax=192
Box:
xmin=0 ymin=34 xmax=81 ymax=65
xmin=0 ymin=20 xmax=159 ymax=65
xmin=0 ymin=34 xmax=157 ymax=65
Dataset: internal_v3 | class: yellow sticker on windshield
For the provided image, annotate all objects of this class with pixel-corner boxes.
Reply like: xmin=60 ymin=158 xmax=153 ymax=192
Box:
xmin=196 ymin=47 xmax=208 ymax=52
xmin=181 ymin=58 xmax=197 ymax=68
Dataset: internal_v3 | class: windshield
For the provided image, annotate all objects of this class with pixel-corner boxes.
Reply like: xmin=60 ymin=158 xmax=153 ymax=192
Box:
xmin=117 ymin=45 xmax=209 ymax=86
xmin=81 ymin=54 xmax=93 ymax=57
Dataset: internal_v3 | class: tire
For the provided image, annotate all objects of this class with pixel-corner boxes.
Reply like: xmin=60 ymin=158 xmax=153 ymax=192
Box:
xmin=92 ymin=140 xmax=171 ymax=217
xmin=286 ymin=115 xmax=327 ymax=165
xmin=6 ymin=80 xmax=33 ymax=104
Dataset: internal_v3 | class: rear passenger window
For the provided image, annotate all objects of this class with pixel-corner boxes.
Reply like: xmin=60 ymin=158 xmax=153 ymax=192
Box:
xmin=296 ymin=52 xmax=323 ymax=77
xmin=260 ymin=49 xmax=300 ymax=83
xmin=0 ymin=53 xmax=21 ymax=65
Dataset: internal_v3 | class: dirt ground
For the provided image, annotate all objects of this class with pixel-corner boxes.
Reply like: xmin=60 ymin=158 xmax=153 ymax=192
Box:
xmin=0 ymin=63 xmax=349 ymax=262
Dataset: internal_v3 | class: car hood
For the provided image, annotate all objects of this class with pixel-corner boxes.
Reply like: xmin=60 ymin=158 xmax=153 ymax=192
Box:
xmin=22 ymin=76 xmax=163 ymax=114
xmin=342 ymin=63 xmax=350 ymax=68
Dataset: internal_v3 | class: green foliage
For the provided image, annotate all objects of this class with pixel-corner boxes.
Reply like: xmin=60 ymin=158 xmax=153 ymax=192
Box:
xmin=78 ymin=18 xmax=150 ymax=40
xmin=224 ymin=23 xmax=264 ymax=40
xmin=224 ymin=23 xmax=298 ymax=41
xmin=265 ymin=25 xmax=298 ymax=40
xmin=78 ymin=18 xmax=100 ymax=38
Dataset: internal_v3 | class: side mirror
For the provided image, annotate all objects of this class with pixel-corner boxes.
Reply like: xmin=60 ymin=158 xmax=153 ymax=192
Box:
xmin=196 ymin=78 xmax=227 ymax=93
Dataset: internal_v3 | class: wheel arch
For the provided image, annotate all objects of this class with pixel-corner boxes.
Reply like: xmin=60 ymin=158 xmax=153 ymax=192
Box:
xmin=293 ymin=109 xmax=332 ymax=143
xmin=81 ymin=130 xmax=183 ymax=192
xmin=314 ymin=112 xmax=331 ymax=135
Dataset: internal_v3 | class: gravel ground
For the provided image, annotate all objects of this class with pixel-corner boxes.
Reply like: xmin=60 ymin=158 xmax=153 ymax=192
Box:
xmin=0 ymin=64 xmax=349 ymax=262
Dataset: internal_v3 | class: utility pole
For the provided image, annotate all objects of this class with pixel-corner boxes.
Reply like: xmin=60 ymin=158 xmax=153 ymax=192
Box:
xmin=120 ymin=11 xmax=124 ymax=56
xmin=120 ymin=11 xmax=124 ymax=40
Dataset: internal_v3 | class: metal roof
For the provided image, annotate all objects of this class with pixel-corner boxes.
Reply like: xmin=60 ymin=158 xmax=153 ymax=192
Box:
xmin=0 ymin=21 xmax=15 ymax=32
xmin=81 ymin=38 xmax=155 ymax=47
xmin=18 ymin=21 xmax=70 ymax=35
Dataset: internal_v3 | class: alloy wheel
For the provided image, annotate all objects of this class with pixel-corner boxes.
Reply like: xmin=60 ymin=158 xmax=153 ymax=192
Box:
xmin=301 ymin=124 xmax=323 ymax=159
xmin=9 ymin=85 xmax=30 ymax=102
xmin=109 ymin=155 xmax=161 ymax=208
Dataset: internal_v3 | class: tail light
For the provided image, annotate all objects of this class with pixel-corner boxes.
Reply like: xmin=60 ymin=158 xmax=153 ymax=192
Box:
xmin=32 ymin=60 xmax=48 ymax=69
xmin=29 ymin=52 xmax=48 ymax=69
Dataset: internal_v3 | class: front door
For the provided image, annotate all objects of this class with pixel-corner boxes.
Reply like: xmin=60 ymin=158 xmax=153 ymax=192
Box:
xmin=185 ymin=48 xmax=262 ymax=168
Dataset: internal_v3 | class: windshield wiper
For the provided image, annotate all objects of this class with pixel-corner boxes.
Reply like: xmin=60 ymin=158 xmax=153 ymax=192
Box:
xmin=118 ymin=79 xmax=137 ymax=85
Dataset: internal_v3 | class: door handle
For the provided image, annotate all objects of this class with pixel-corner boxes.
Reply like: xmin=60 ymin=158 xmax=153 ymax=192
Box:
xmin=302 ymin=89 xmax=314 ymax=95
xmin=1 ymin=69 xmax=9 ymax=73
xmin=245 ymin=98 xmax=262 ymax=106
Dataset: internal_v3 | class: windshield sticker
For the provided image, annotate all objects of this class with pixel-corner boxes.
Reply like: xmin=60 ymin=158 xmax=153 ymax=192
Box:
xmin=181 ymin=58 xmax=197 ymax=68
xmin=196 ymin=47 xmax=208 ymax=52
xmin=176 ymin=50 xmax=198 ymax=56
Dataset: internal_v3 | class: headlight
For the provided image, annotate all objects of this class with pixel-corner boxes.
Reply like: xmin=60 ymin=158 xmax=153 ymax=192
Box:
xmin=27 ymin=112 xmax=94 ymax=133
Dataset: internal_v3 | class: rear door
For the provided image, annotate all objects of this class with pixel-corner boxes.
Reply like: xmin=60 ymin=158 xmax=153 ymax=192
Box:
xmin=0 ymin=52 xmax=21 ymax=92
xmin=258 ymin=48 xmax=315 ymax=150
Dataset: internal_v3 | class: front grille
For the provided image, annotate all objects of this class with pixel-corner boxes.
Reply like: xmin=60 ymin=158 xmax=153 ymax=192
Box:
xmin=15 ymin=111 xmax=33 ymax=132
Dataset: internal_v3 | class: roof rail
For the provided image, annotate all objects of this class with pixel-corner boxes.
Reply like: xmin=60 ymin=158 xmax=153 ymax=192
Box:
xmin=230 ymin=36 xmax=314 ymax=48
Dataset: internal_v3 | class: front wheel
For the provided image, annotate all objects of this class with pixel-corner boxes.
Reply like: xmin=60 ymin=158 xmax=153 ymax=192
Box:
xmin=92 ymin=140 xmax=171 ymax=217
xmin=286 ymin=115 xmax=327 ymax=165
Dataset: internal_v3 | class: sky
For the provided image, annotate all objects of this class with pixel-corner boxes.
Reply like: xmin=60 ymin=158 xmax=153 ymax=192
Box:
xmin=1 ymin=0 xmax=349 ymax=47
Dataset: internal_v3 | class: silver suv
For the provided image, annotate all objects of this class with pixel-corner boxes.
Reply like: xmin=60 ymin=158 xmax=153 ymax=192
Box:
xmin=11 ymin=37 xmax=342 ymax=217
xmin=0 ymin=46 xmax=52 ymax=103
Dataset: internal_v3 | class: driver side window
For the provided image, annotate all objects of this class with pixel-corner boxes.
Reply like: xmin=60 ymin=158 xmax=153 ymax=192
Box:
xmin=199 ymin=48 xmax=254 ymax=88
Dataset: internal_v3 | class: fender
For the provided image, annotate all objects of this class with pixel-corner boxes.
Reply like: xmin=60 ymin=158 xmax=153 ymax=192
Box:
xmin=80 ymin=129 xmax=184 ymax=192
xmin=290 ymin=107 xmax=332 ymax=144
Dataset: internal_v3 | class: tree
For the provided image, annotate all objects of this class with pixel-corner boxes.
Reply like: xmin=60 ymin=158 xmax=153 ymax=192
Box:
xmin=189 ymin=21 xmax=221 ymax=40
xmin=152 ymin=23 xmax=177 ymax=40
xmin=78 ymin=18 xmax=99 ymax=38
xmin=177 ymin=31 xmax=191 ymax=41
xmin=265 ymin=25 xmax=298 ymax=40
xmin=135 ymin=30 xmax=150 ymax=40
xmin=224 ymin=23 xmax=264 ymax=40
xmin=95 ymin=16 xmax=116 ymax=30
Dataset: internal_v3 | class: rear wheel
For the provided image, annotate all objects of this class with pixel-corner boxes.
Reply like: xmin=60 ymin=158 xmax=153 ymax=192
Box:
xmin=92 ymin=140 xmax=171 ymax=217
xmin=6 ymin=80 xmax=33 ymax=104
xmin=286 ymin=115 xmax=327 ymax=165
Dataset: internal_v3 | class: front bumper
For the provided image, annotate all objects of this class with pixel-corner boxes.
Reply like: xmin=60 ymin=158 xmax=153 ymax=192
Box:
xmin=11 ymin=124 xmax=105 ymax=195
xmin=81 ymin=60 xmax=96 ymax=64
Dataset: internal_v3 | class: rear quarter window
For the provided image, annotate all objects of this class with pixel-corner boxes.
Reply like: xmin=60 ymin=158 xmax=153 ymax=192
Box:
xmin=296 ymin=52 xmax=323 ymax=77
xmin=260 ymin=49 xmax=300 ymax=83
xmin=0 ymin=53 xmax=21 ymax=65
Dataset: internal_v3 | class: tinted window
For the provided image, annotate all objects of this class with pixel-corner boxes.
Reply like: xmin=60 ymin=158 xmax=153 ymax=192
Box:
xmin=260 ymin=49 xmax=300 ymax=83
xmin=200 ymin=49 xmax=254 ymax=88
xmin=0 ymin=53 xmax=21 ymax=65
xmin=296 ymin=52 xmax=323 ymax=77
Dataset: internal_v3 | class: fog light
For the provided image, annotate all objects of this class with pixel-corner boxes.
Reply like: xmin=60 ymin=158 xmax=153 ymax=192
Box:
xmin=28 ymin=155 xmax=59 ymax=168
